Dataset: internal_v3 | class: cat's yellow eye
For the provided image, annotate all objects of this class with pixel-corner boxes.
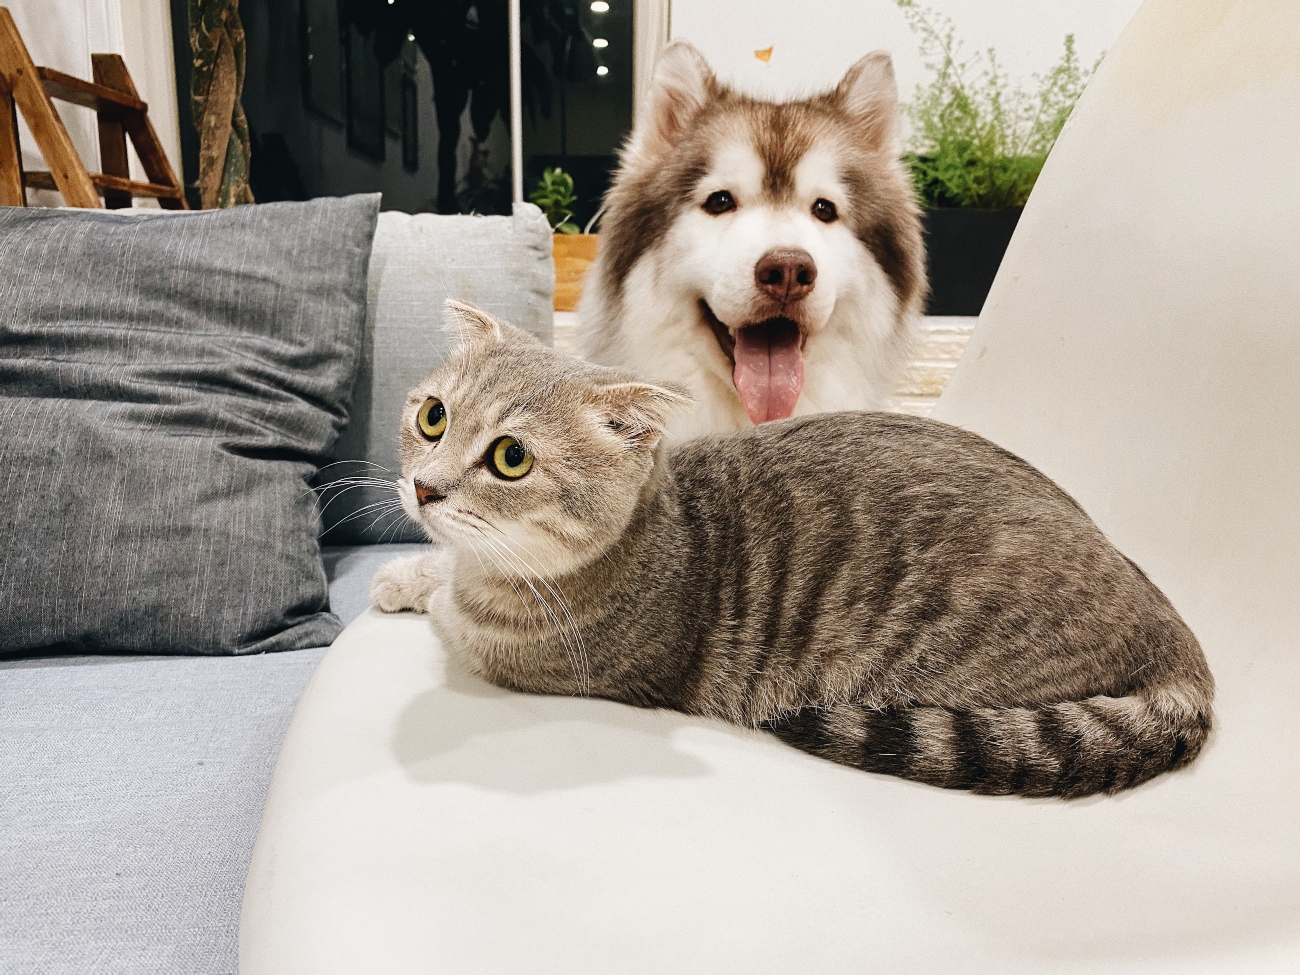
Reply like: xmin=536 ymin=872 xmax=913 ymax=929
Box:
xmin=489 ymin=436 xmax=533 ymax=479
xmin=417 ymin=397 xmax=447 ymax=440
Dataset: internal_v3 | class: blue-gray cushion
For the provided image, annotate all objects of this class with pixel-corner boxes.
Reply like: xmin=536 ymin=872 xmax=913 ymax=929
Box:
xmin=0 ymin=647 xmax=326 ymax=974
xmin=316 ymin=204 xmax=554 ymax=544
xmin=0 ymin=544 xmax=417 ymax=975
xmin=0 ymin=196 xmax=380 ymax=655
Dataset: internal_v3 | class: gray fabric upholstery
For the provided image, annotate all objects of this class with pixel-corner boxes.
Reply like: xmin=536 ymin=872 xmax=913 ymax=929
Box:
xmin=0 ymin=544 xmax=417 ymax=975
xmin=317 ymin=203 xmax=554 ymax=544
xmin=0 ymin=648 xmax=327 ymax=975
xmin=0 ymin=196 xmax=380 ymax=655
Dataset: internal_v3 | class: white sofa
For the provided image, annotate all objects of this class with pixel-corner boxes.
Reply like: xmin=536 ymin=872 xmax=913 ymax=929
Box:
xmin=240 ymin=1 xmax=1300 ymax=971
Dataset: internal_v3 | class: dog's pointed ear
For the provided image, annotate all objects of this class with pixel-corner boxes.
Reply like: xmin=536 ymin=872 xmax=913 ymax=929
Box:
xmin=628 ymin=41 xmax=715 ymax=161
xmin=835 ymin=51 xmax=899 ymax=148
xmin=442 ymin=298 xmax=539 ymax=349
xmin=591 ymin=377 xmax=694 ymax=450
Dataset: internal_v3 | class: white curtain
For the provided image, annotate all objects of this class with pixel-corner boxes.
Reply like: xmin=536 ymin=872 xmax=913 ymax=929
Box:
xmin=633 ymin=0 xmax=671 ymax=126
xmin=7 ymin=0 xmax=180 ymax=205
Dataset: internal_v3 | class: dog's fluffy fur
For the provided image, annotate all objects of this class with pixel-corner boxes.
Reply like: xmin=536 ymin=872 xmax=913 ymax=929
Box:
xmin=578 ymin=41 xmax=927 ymax=441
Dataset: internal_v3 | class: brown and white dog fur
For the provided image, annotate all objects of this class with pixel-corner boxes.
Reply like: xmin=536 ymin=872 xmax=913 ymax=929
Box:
xmin=578 ymin=41 xmax=926 ymax=441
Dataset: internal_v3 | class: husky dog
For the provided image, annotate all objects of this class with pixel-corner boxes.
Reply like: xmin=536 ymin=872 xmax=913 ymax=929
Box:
xmin=578 ymin=41 xmax=926 ymax=441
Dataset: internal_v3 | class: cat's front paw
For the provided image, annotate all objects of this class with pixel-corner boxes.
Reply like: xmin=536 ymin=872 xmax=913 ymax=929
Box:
xmin=370 ymin=553 xmax=441 ymax=614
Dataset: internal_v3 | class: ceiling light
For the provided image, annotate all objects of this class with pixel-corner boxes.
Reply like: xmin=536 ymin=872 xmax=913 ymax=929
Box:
xmin=406 ymin=32 xmax=415 ymax=42
xmin=591 ymin=2 xmax=610 ymax=11
xmin=596 ymin=65 xmax=609 ymax=76
xmin=592 ymin=38 xmax=609 ymax=49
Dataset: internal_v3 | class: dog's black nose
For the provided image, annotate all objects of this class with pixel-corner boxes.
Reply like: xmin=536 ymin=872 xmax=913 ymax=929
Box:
xmin=755 ymin=248 xmax=817 ymax=303
xmin=413 ymin=481 xmax=445 ymax=505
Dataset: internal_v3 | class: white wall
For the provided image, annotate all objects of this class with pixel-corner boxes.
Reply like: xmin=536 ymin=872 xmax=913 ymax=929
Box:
xmin=6 ymin=0 xmax=181 ymax=206
xmin=118 ymin=0 xmax=182 ymax=186
xmin=670 ymin=0 xmax=1143 ymax=107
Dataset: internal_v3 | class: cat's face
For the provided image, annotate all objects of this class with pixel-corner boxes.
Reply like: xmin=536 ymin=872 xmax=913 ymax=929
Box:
xmin=395 ymin=301 xmax=691 ymax=576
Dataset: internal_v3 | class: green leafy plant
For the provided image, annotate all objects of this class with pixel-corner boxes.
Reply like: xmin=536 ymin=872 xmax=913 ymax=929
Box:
xmin=898 ymin=0 xmax=1100 ymax=209
xmin=529 ymin=167 xmax=581 ymax=234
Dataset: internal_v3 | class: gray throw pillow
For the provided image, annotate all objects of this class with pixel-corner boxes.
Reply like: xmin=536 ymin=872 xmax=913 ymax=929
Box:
xmin=316 ymin=205 xmax=554 ymax=544
xmin=0 ymin=195 xmax=380 ymax=655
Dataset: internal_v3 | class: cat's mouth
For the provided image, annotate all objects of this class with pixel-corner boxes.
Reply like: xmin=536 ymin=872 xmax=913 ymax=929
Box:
xmin=700 ymin=300 xmax=806 ymax=425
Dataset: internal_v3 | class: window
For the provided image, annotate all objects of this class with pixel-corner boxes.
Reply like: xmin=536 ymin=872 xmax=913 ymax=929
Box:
xmin=521 ymin=0 xmax=634 ymax=229
xmin=170 ymin=0 xmax=651 ymax=217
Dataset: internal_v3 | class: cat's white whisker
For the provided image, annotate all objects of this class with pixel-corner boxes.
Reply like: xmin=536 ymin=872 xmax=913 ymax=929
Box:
xmin=310 ymin=479 xmax=402 ymax=520
xmin=322 ymin=498 xmax=405 ymax=536
xmin=461 ymin=530 xmax=551 ymax=651
xmin=480 ymin=539 xmax=587 ymax=692
xmin=364 ymin=504 xmax=411 ymax=539
xmin=313 ymin=476 xmax=399 ymax=489
xmin=316 ymin=459 xmax=395 ymax=474
xmin=471 ymin=526 xmax=590 ymax=696
xmin=304 ymin=478 xmax=383 ymax=503
xmin=484 ymin=527 xmax=592 ymax=697
xmin=375 ymin=509 xmax=415 ymax=544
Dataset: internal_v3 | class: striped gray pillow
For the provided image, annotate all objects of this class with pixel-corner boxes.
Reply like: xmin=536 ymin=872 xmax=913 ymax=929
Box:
xmin=0 ymin=195 xmax=379 ymax=655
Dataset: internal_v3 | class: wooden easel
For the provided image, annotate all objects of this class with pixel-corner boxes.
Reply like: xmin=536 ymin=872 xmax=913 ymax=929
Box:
xmin=0 ymin=7 xmax=187 ymax=208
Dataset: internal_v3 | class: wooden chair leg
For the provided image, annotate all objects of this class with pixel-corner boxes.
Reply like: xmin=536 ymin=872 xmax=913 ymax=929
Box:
xmin=0 ymin=8 xmax=99 ymax=207
xmin=0 ymin=75 xmax=23 ymax=206
xmin=92 ymin=54 xmax=187 ymax=210
xmin=91 ymin=60 xmax=131 ymax=208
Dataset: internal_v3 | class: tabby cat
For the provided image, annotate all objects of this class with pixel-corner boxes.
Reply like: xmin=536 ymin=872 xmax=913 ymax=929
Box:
xmin=371 ymin=300 xmax=1214 ymax=798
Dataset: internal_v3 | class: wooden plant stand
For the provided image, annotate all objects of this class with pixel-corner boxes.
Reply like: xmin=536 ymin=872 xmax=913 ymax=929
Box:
xmin=552 ymin=233 xmax=599 ymax=312
xmin=0 ymin=7 xmax=187 ymax=209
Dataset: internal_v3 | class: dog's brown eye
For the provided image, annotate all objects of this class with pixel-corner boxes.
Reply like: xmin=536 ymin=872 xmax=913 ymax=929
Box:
xmin=703 ymin=190 xmax=736 ymax=215
xmin=812 ymin=199 xmax=838 ymax=223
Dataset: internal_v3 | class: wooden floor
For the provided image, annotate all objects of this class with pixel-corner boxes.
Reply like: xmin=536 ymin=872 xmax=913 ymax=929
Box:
xmin=552 ymin=313 xmax=977 ymax=418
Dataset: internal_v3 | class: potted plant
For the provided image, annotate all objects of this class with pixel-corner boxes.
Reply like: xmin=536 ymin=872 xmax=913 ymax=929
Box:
xmin=897 ymin=1 xmax=1098 ymax=315
xmin=530 ymin=166 xmax=599 ymax=312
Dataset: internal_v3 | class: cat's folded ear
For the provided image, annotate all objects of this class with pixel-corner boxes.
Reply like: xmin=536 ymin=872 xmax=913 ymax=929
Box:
xmin=592 ymin=378 xmax=694 ymax=449
xmin=442 ymin=298 xmax=540 ymax=349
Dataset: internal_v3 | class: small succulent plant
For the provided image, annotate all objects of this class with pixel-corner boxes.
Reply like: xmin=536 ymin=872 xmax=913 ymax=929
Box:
xmin=529 ymin=167 xmax=581 ymax=234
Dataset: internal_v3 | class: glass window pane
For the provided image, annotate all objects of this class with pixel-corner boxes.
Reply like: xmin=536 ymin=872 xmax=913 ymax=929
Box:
xmin=522 ymin=0 xmax=635 ymax=230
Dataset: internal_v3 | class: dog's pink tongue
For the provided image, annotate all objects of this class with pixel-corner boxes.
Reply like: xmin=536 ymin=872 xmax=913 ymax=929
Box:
xmin=732 ymin=320 xmax=805 ymax=425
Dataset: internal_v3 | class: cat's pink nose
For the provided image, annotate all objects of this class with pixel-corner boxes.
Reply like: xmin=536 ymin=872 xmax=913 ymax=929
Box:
xmin=414 ymin=481 xmax=444 ymax=505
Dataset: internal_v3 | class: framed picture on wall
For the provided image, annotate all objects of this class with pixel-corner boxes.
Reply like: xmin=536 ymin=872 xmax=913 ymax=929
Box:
xmin=389 ymin=38 xmax=419 ymax=143
xmin=401 ymin=71 xmax=418 ymax=172
xmin=385 ymin=59 xmax=402 ymax=139
xmin=344 ymin=24 xmax=385 ymax=161
xmin=300 ymin=0 xmax=343 ymax=125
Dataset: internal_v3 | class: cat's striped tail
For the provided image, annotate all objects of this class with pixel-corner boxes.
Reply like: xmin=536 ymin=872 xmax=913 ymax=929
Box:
xmin=761 ymin=684 xmax=1213 ymax=798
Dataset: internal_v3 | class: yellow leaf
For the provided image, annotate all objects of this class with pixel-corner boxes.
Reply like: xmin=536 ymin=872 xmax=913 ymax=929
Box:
xmin=754 ymin=46 xmax=773 ymax=63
